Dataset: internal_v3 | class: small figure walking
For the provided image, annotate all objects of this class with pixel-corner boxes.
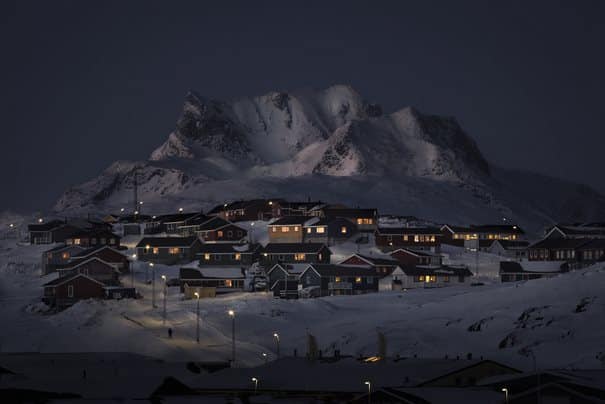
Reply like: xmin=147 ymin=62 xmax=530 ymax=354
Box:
xmin=168 ymin=327 xmax=173 ymax=339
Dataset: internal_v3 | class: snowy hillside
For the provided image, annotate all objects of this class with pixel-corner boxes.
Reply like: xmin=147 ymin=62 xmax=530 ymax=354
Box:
xmin=53 ymin=85 xmax=605 ymax=234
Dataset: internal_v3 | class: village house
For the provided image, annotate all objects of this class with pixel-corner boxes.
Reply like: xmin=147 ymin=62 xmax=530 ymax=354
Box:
xmin=41 ymin=244 xmax=87 ymax=275
xmin=267 ymin=216 xmax=312 ymax=243
xmin=319 ymin=207 xmax=378 ymax=232
xmin=193 ymin=217 xmax=248 ymax=243
xmin=542 ymin=224 xmax=605 ymax=239
xmin=266 ymin=263 xmax=308 ymax=297
xmin=500 ymin=261 xmax=565 ymax=282
xmin=135 ymin=236 xmax=203 ymax=265
xmin=575 ymin=239 xmax=605 ymax=263
xmin=375 ymin=227 xmax=442 ymax=252
xmin=64 ymin=228 xmax=121 ymax=248
xmin=43 ymin=274 xmax=107 ymax=308
xmin=487 ymin=239 xmax=529 ymax=260
xmin=56 ymin=256 xmax=121 ymax=285
xmin=397 ymin=265 xmax=473 ymax=289
xmin=303 ymin=217 xmax=357 ymax=245
xmin=207 ymin=199 xmax=277 ymax=222
xmin=299 ymin=264 xmax=381 ymax=296
xmin=118 ymin=213 xmax=155 ymax=236
xmin=178 ymin=266 xmax=245 ymax=297
xmin=389 ymin=247 xmax=443 ymax=267
xmin=526 ymin=238 xmax=589 ymax=261
xmin=260 ymin=243 xmax=331 ymax=266
xmin=27 ymin=220 xmax=81 ymax=244
xmin=270 ymin=279 xmax=300 ymax=299
xmin=174 ymin=214 xmax=211 ymax=236
xmin=68 ymin=245 xmax=131 ymax=273
xmin=440 ymin=224 xmax=525 ymax=249
xmin=339 ymin=253 xmax=401 ymax=276
xmin=272 ymin=200 xmax=324 ymax=217
xmin=197 ymin=243 xmax=260 ymax=266
xmin=155 ymin=212 xmax=205 ymax=234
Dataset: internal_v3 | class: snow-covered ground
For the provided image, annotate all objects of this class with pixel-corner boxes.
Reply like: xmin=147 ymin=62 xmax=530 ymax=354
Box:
xmin=0 ymin=236 xmax=604 ymax=372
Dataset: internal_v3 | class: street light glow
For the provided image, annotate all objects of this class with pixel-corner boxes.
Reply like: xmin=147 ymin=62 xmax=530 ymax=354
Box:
xmin=194 ymin=292 xmax=199 ymax=298
xmin=161 ymin=275 xmax=166 ymax=281
xmin=228 ymin=309 xmax=235 ymax=317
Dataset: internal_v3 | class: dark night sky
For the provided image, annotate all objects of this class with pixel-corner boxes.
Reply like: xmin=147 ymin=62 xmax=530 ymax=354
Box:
xmin=1 ymin=0 xmax=604 ymax=212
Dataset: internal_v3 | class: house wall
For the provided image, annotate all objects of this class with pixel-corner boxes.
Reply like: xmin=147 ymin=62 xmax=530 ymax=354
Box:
xmin=61 ymin=260 xmax=118 ymax=284
xmin=198 ymin=225 xmax=247 ymax=243
xmin=268 ymin=225 xmax=304 ymax=243
xmin=42 ymin=246 xmax=85 ymax=275
xmin=137 ymin=243 xmax=201 ymax=265
xmin=268 ymin=267 xmax=288 ymax=288
xmin=375 ymin=233 xmax=441 ymax=252
xmin=47 ymin=277 xmax=105 ymax=307
xmin=260 ymin=249 xmax=330 ymax=267
xmin=198 ymin=252 xmax=254 ymax=266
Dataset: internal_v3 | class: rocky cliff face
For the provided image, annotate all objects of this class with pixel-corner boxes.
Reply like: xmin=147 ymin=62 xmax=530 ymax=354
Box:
xmin=53 ymin=84 xmax=605 ymax=232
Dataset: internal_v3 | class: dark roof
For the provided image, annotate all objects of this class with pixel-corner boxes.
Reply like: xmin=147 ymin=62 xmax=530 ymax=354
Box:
xmin=179 ymin=267 xmax=202 ymax=280
xmin=575 ymin=238 xmax=605 ymax=250
xmin=28 ymin=220 xmax=65 ymax=232
xmin=491 ymin=240 xmax=530 ymax=249
xmin=470 ymin=224 xmax=525 ymax=234
xmin=529 ymin=238 xmax=591 ymax=250
xmin=269 ymin=216 xmax=314 ymax=226
xmin=263 ymin=243 xmax=329 ymax=254
xmin=308 ymin=264 xmax=380 ymax=277
xmin=270 ymin=279 xmax=299 ymax=291
xmin=43 ymin=273 xmax=106 ymax=287
xmin=207 ymin=199 xmax=271 ymax=214
xmin=178 ymin=215 xmax=212 ymax=226
xmin=196 ymin=217 xmax=233 ymax=231
xmin=71 ymin=245 xmax=126 ymax=258
xmin=499 ymin=261 xmax=564 ymax=274
xmin=403 ymin=265 xmax=473 ymax=277
xmin=156 ymin=212 xmax=202 ymax=223
xmin=196 ymin=243 xmax=260 ymax=254
xmin=44 ymin=244 xmax=85 ymax=254
xmin=136 ymin=236 xmax=199 ymax=248
xmin=118 ymin=214 xmax=153 ymax=223
xmin=322 ymin=208 xmax=377 ymax=219
xmin=391 ymin=248 xmax=437 ymax=257
xmin=66 ymin=228 xmax=120 ymax=239
xmin=553 ymin=225 xmax=605 ymax=236
xmin=377 ymin=227 xmax=441 ymax=235
xmin=347 ymin=254 xmax=400 ymax=266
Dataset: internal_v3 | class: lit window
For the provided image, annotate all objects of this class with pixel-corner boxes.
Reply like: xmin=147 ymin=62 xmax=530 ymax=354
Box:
xmin=316 ymin=227 xmax=325 ymax=234
xmin=217 ymin=230 xmax=224 ymax=237
xmin=73 ymin=238 xmax=81 ymax=245
xmin=419 ymin=275 xmax=425 ymax=282
xmin=204 ymin=253 xmax=210 ymax=260
xmin=307 ymin=228 xmax=312 ymax=234
xmin=294 ymin=226 xmax=299 ymax=232
xmin=235 ymin=253 xmax=241 ymax=261
xmin=357 ymin=218 xmax=363 ymax=225
xmin=272 ymin=227 xmax=277 ymax=233
xmin=430 ymin=235 xmax=436 ymax=242
xmin=294 ymin=253 xmax=305 ymax=261
xmin=168 ymin=247 xmax=180 ymax=255
xmin=153 ymin=247 xmax=159 ymax=255
xmin=403 ymin=235 xmax=408 ymax=241
xmin=335 ymin=276 xmax=341 ymax=283
xmin=355 ymin=277 xmax=362 ymax=283
xmin=61 ymin=252 xmax=70 ymax=260
xmin=341 ymin=226 xmax=347 ymax=234
xmin=281 ymin=226 xmax=289 ymax=233
xmin=414 ymin=235 xmax=419 ymax=242
xmin=225 ymin=279 xmax=233 ymax=287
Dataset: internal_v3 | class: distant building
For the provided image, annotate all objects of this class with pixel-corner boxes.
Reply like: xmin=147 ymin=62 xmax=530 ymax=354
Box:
xmin=191 ymin=217 xmax=248 ymax=243
xmin=299 ymin=264 xmax=381 ymax=296
xmin=64 ymin=229 xmax=121 ymax=248
xmin=196 ymin=243 xmax=260 ymax=266
xmin=28 ymin=220 xmax=80 ymax=245
xmin=500 ymin=261 xmax=565 ymax=282
xmin=316 ymin=207 xmax=378 ymax=232
xmin=389 ymin=247 xmax=443 ymax=267
xmin=260 ymin=243 xmax=331 ymax=266
xmin=179 ymin=266 xmax=245 ymax=296
xmin=440 ymin=224 xmax=525 ymax=249
xmin=487 ymin=240 xmax=529 ymax=260
xmin=207 ymin=199 xmax=276 ymax=222
xmin=375 ymin=227 xmax=442 ymax=252
xmin=267 ymin=216 xmax=312 ymax=243
xmin=135 ymin=236 xmax=203 ymax=265
xmin=41 ymin=244 xmax=87 ymax=275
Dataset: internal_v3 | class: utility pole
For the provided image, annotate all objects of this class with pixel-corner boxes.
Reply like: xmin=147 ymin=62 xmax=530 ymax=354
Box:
xmin=194 ymin=292 xmax=200 ymax=343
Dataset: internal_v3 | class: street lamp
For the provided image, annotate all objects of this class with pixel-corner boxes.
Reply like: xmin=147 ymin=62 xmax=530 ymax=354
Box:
xmin=149 ymin=262 xmax=156 ymax=308
xmin=364 ymin=381 xmax=371 ymax=404
xmin=262 ymin=352 xmax=268 ymax=364
xmin=251 ymin=377 xmax=258 ymax=393
xmin=161 ymin=275 xmax=167 ymax=324
xmin=130 ymin=254 xmax=137 ymax=287
xmin=273 ymin=332 xmax=280 ymax=358
xmin=178 ymin=207 xmax=183 ymax=213
xmin=120 ymin=208 xmax=125 ymax=213
xmin=194 ymin=292 xmax=200 ymax=343
xmin=38 ymin=218 xmax=43 ymax=223
xmin=228 ymin=310 xmax=235 ymax=365
xmin=501 ymin=387 xmax=509 ymax=403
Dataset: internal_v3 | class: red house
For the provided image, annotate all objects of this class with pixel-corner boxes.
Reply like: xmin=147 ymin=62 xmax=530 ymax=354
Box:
xmin=43 ymin=274 xmax=106 ymax=308
xmin=68 ymin=245 xmax=130 ymax=273
xmin=339 ymin=253 xmax=401 ymax=276
xmin=390 ymin=248 xmax=442 ymax=267
xmin=375 ymin=227 xmax=442 ymax=253
xmin=194 ymin=217 xmax=248 ymax=243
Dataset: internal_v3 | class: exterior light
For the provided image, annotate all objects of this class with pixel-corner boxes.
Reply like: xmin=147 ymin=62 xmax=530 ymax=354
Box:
xmin=9 ymin=223 xmax=14 ymax=228
xmin=149 ymin=262 xmax=154 ymax=267
xmin=501 ymin=387 xmax=509 ymax=403
xmin=251 ymin=377 xmax=259 ymax=393
xmin=139 ymin=201 xmax=144 ymax=205
xmin=120 ymin=208 xmax=125 ymax=212
xmin=145 ymin=244 xmax=150 ymax=250
xmin=131 ymin=254 xmax=137 ymax=259
xmin=194 ymin=292 xmax=199 ymax=298
xmin=228 ymin=309 xmax=235 ymax=317
xmin=268 ymin=201 xmax=273 ymax=205
xmin=38 ymin=218 xmax=43 ymax=223
xmin=224 ymin=203 xmax=228 ymax=207
xmin=134 ymin=210 xmax=139 ymax=215
xmin=178 ymin=208 xmax=183 ymax=213
xmin=161 ymin=275 xmax=166 ymax=281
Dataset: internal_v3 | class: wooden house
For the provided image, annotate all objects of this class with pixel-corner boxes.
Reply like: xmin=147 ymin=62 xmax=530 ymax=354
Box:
xmin=389 ymin=248 xmax=443 ymax=267
xmin=339 ymin=253 xmax=401 ymax=276
xmin=273 ymin=201 xmax=324 ymax=217
xmin=28 ymin=220 xmax=80 ymax=245
xmin=527 ymin=238 xmax=589 ymax=261
xmin=303 ymin=217 xmax=357 ymax=245
xmin=574 ymin=238 xmax=605 ymax=263
xmin=375 ymin=227 xmax=442 ymax=252
xmin=179 ymin=266 xmax=245 ymax=295
xmin=190 ymin=217 xmax=248 ymax=243
xmin=56 ymin=257 xmax=121 ymax=285
xmin=543 ymin=224 xmax=605 ymax=240
xmin=135 ymin=236 xmax=203 ymax=265
xmin=318 ymin=207 xmax=378 ymax=232
xmin=397 ymin=265 xmax=473 ymax=289
xmin=500 ymin=261 xmax=565 ymax=282
xmin=64 ymin=229 xmax=121 ymax=248
xmin=155 ymin=212 xmax=204 ymax=234
xmin=41 ymin=244 xmax=87 ymax=275
xmin=270 ymin=279 xmax=300 ymax=299
xmin=440 ymin=224 xmax=525 ymax=248
xmin=207 ymin=199 xmax=276 ymax=222
xmin=487 ymin=240 xmax=529 ymax=259
xmin=175 ymin=214 xmax=211 ymax=236
xmin=197 ymin=243 xmax=260 ymax=266
xmin=266 ymin=263 xmax=308 ymax=292
xmin=267 ymin=216 xmax=312 ymax=243
xmin=260 ymin=243 xmax=331 ymax=267
xmin=299 ymin=264 xmax=381 ymax=296
xmin=43 ymin=274 xmax=106 ymax=308
xmin=68 ymin=245 xmax=130 ymax=273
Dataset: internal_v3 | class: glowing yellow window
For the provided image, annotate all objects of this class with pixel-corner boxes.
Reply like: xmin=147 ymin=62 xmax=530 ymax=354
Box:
xmin=341 ymin=226 xmax=347 ymax=234
xmin=335 ymin=276 xmax=341 ymax=282
xmin=73 ymin=238 xmax=81 ymax=245
xmin=294 ymin=253 xmax=305 ymax=261
xmin=430 ymin=235 xmax=436 ymax=242
xmin=419 ymin=275 xmax=425 ymax=281
xmin=217 ymin=230 xmax=224 ymax=237
xmin=234 ymin=253 xmax=241 ymax=261
xmin=355 ymin=277 xmax=362 ymax=283
xmin=168 ymin=247 xmax=180 ymax=255
xmin=294 ymin=226 xmax=299 ymax=231
xmin=272 ymin=227 xmax=277 ymax=233
xmin=317 ymin=227 xmax=325 ymax=234
xmin=281 ymin=226 xmax=289 ymax=233
xmin=307 ymin=228 xmax=312 ymax=234
xmin=356 ymin=218 xmax=363 ymax=225
xmin=414 ymin=235 xmax=419 ymax=242
xmin=225 ymin=279 xmax=233 ymax=287
xmin=204 ymin=253 xmax=211 ymax=260
xmin=61 ymin=252 xmax=70 ymax=259
xmin=152 ymin=247 xmax=159 ymax=254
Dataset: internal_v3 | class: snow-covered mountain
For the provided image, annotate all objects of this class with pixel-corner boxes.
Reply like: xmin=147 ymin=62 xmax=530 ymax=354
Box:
xmin=54 ymin=85 xmax=605 ymax=234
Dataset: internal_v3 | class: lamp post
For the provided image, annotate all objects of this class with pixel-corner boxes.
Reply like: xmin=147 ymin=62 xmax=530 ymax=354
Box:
xmin=194 ymin=292 xmax=200 ymax=343
xmin=161 ymin=275 xmax=167 ymax=324
xmin=262 ymin=352 xmax=268 ymax=364
xmin=130 ymin=254 xmax=137 ymax=288
xmin=228 ymin=310 xmax=235 ymax=365
xmin=251 ymin=377 xmax=258 ymax=393
xmin=149 ymin=262 xmax=156 ymax=308
xmin=364 ymin=381 xmax=371 ymax=404
xmin=273 ymin=332 xmax=280 ymax=358
xmin=501 ymin=387 xmax=509 ymax=403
